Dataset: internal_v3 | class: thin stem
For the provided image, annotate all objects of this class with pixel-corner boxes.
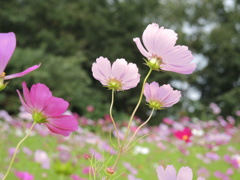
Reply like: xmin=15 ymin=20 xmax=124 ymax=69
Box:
xmin=121 ymin=68 xmax=152 ymax=148
xmin=109 ymin=90 xmax=120 ymax=146
xmin=111 ymin=69 xmax=153 ymax=170
xmin=123 ymin=109 xmax=154 ymax=151
xmin=111 ymin=150 xmax=122 ymax=170
xmin=3 ymin=122 xmax=36 ymax=180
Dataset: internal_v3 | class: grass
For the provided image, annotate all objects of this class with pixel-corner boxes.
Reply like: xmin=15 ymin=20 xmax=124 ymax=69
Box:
xmin=0 ymin=119 xmax=240 ymax=180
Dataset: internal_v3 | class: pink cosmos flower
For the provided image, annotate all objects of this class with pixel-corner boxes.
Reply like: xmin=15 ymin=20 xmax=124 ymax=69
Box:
xmin=71 ymin=175 xmax=86 ymax=180
xmin=156 ymin=165 xmax=205 ymax=180
xmin=34 ymin=149 xmax=50 ymax=169
xmin=144 ymin=82 xmax=181 ymax=110
xmin=15 ymin=171 xmax=34 ymax=180
xmin=134 ymin=23 xmax=195 ymax=74
xmin=92 ymin=56 xmax=140 ymax=91
xmin=0 ymin=32 xmax=40 ymax=89
xmin=174 ymin=127 xmax=192 ymax=143
xmin=17 ymin=82 xmax=78 ymax=136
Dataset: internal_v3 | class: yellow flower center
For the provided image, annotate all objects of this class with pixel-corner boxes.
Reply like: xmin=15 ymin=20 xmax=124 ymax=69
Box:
xmin=148 ymin=100 xmax=163 ymax=110
xmin=182 ymin=135 xmax=189 ymax=141
xmin=107 ymin=79 xmax=123 ymax=91
xmin=146 ymin=56 xmax=162 ymax=71
xmin=0 ymin=72 xmax=8 ymax=91
xmin=32 ymin=111 xmax=47 ymax=123
xmin=0 ymin=72 xmax=6 ymax=78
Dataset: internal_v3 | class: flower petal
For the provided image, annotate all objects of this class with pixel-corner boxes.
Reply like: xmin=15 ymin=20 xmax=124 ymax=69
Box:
xmin=92 ymin=56 xmax=112 ymax=85
xmin=156 ymin=166 xmax=167 ymax=180
xmin=112 ymin=59 xmax=140 ymax=90
xmin=4 ymin=64 xmax=40 ymax=80
xmin=161 ymin=63 xmax=196 ymax=74
xmin=16 ymin=89 xmax=32 ymax=113
xmin=111 ymin=58 xmax=128 ymax=80
xmin=142 ymin=24 xmax=178 ymax=57
xmin=22 ymin=82 xmax=34 ymax=109
xmin=43 ymin=97 xmax=69 ymax=116
xmin=177 ymin=167 xmax=193 ymax=180
xmin=133 ymin=38 xmax=150 ymax=58
xmin=0 ymin=32 xmax=16 ymax=74
xmin=30 ymin=83 xmax=52 ymax=111
xmin=45 ymin=115 xmax=78 ymax=136
xmin=161 ymin=90 xmax=181 ymax=107
xmin=164 ymin=165 xmax=177 ymax=180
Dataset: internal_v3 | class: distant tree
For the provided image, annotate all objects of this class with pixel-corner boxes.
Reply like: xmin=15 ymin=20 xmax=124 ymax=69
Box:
xmin=1 ymin=0 xmax=239 ymax=122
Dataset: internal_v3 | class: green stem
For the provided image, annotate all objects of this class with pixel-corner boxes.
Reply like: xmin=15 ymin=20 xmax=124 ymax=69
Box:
xmin=109 ymin=90 xmax=120 ymax=147
xmin=123 ymin=109 xmax=154 ymax=151
xmin=111 ymin=68 xmax=153 ymax=170
xmin=2 ymin=122 xmax=36 ymax=180
xmin=111 ymin=149 xmax=122 ymax=170
xmin=121 ymin=68 xmax=152 ymax=148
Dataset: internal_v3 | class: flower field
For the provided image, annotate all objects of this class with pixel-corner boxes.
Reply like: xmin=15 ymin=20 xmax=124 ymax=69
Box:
xmin=1 ymin=108 xmax=240 ymax=180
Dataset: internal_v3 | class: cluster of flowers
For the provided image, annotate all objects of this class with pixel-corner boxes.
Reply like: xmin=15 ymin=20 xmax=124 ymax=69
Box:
xmin=1 ymin=23 xmax=205 ymax=179
xmin=1 ymin=105 xmax=240 ymax=179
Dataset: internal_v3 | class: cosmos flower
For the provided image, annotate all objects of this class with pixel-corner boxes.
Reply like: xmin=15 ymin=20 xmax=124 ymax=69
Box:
xmin=0 ymin=32 xmax=40 ymax=90
xmin=144 ymin=82 xmax=181 ymax=110
xmin=134 ymin=23 xmax=195 ymax=74
xmin=34 ymin=150 xmax=50 ymax=169
xmin=156 ymin=165 xmax=205 ymax=180
xmin=71 ymin=175 xmax=86 ymax=180
xmin=92 ymin=56 xmax=140 ymax=91
xmin=17 ymin=82 xmax=78 ymax=136
xmin=15 ymin=171 xmax=34 ymax=180
xmin=174 ymin=127 xmax=192 ymax=143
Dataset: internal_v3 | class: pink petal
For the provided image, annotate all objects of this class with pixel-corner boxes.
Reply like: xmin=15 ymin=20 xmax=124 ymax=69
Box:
xmin=133 ymin=38 xmax=150 ymax=58
xmin=21 ymin=82 xmax=34 ymax=109
xmin=45 ymin=115 xmax=78 ymax=136
xmin=154 ymin=27 xmax=178 ymax=56
xmin=4 ymin=64 xmax=40 ymax=80
xmin=142 ymin=24 xmax=178 ymax=57
xmin=142 ymin=23 xmax=160 ymax=54
xmin=157 ymin=84 xmax=173 ymax=102
xmin=161 ymin=63 xmax=196 ymax=74
xmin=112 ymin=58 xmax=128 ymax=80
xmin=121 ymin=63 xmax=140 ymax=82
xmin=43 ymin=97 xmax=69 ymax=116
xmin=164 ymin=165 xmax=177 ymax=180
xmin=177 ymin=167 xmax=193 ymax=180
xmin=156 ymin=166 xmax=167 ymax=180
xmin=92 ymin=56 xmax=112 ymax=85
xmin=0 ymin=32 xmax=16 ymax=74
xmin=112 ymin=60 xmax=140 ymax=90
xmin=162 ymin=90 xmax=181 ymax=107
xmin=16 ymin=89 xmax=32 ymax=113
xmin=161 ymin=46 xmax=196 ymax=74
xmin=162 ymin=46 xmax=193 ymax=65
xmin=30 ymin=83 xmax=52 ymax=111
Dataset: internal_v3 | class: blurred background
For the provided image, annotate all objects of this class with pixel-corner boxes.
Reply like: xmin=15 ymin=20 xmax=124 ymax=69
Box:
xmin=0 ymin=0 xmax=239 ymax=125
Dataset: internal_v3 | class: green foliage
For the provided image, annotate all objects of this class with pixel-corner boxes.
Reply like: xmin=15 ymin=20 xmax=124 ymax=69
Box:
xmin=1 ymin=0 xmax=239 ymax=122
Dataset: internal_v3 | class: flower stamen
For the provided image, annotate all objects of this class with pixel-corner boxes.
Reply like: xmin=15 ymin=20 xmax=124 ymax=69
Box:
xmin=146 ymin=56 xmax=162 ymax=71
xmin=107 ymin=79 xmax=123 ymax=91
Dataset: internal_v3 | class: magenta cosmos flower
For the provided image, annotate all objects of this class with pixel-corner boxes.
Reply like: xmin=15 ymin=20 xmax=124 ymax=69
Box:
xmin=134 ymin=23 xmax=196 ymax=74
xmin=174 ymin=127 xmax=192 ymax=143
xmin=144 ymin=82 xmax=181 ymax=110
xmin=156 ymin=165 xmax=205 ymax=180
xmin=15 ymin=171 xmax=34 ymax=180
xmin=92 ymin=56 xmax=140 ymax=91
xmin=0 ymin=32 xmax=40 ymax=90
xmin=17 ymin=82 xmax=78 ymax=136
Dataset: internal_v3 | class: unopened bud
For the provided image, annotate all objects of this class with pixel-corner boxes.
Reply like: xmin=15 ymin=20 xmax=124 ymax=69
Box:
xmin=106 ymin=167 xmax=115 ymax=175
